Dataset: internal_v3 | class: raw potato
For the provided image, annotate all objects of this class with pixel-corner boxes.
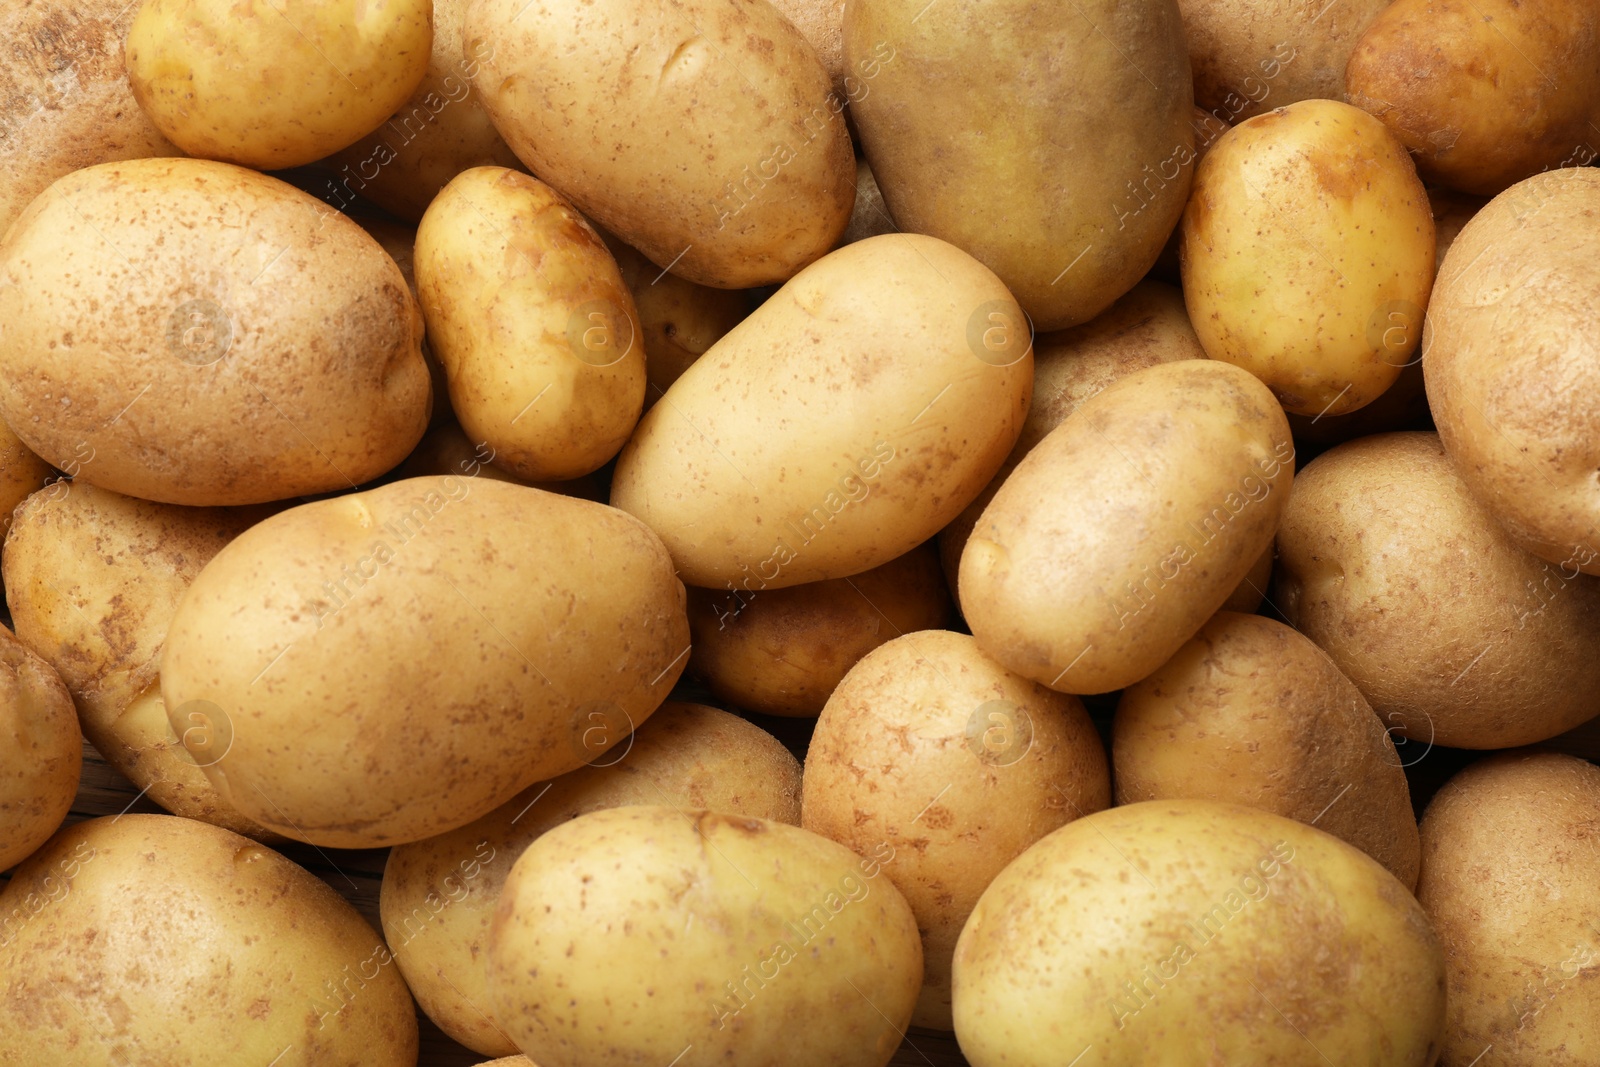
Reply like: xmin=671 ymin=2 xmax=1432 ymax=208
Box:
xmin=1416 ymin=752 xmax=1600 ymax=1066
xmin=1182 ymin=99 xmax=1435 ymax=416
xmin=1114 ymin=611 xmax=1420 ymax=888
xmin=467 ymin=0 xmax=854 ymax=288
xmin=160 ymin=477 xmax=690 ymax=848
xmin=612 ymin=234 xmax=1031 ymax=590
xmin=382 ymin=702 xmax=801 ymax=1056
xmin=125 ymin=0 xmax=431 ymax=170
xmin=1275 ymin=432 xmax=1600 ymax=749
xmin=951 ymin=800 xmax=1447 ymax=1066
xmin=846 ymin=0 xmax=1192 ymax=330
xmin=802 ymin=630 xmax=1110 ymax=1029
xmin=0 ymin=158 xmax=432 ymax=507
xmin=0 ymin=423 xmax=51 ymax=540
xmin=416 ymin=167 xmax=645 ymax=481
xmin=767 ymin=0 xmax=847 ymax=95
xmin=3 ymin=481 xmax=269 ymax=838
xmin=960 ymin=360 xmax=1294 ymax=695
xmin=0 ymin=626 xmax=79 ymax=872
xmin=688 ymin=542 xmax=952 ymax=717
xmin=487 ymin=805 xmax=922 ymax=1067
xmin=0 ymin=815 xmax=417 ymax=1066
xmin=353 ymin=217 xmax=450 ymax=427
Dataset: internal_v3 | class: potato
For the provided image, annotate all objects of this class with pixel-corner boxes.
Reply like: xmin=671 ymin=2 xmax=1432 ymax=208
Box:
xmin=688 ymin=542 xmax=952 ymax=717
xmin=487 ymin=805 xmax=922 ymax=1067
xmin=1182 ymin=99 xmax=1435 ymax=416
xmin=1346 ymin=0 xmax=1600 ymax=196
xmin=3 ymin=481 xmax=270 ymax=838
xmin=0 ymin=814 xmax=417 ymax=1065
xmin=416 ymin=167 xmax=645 ymax=481
xmin=767 ymin=0 xmax=847 ymax=96
xmin=802 ymin=630 xmax=1109 ymax=1029
xmin=1416 ymin=752 xmax=1600 ymax=1066
xmin=160 ymin=477 xmax=689 ymax=848
xmin=0 ymin=158 xmax=431 ymax=507
xmin=960 ymin=360 xmax=1294 ymax=695
xmin=845 ymin=0 xmax=1192 ymax=330
xmin=838 ymin=159 xmax=897 ymax=246
xmin=353 ymin=217 xmax=451 ymax=427
xmin=1113 ymin=611 xmax=1419 ymax=888
xmin=612 ymin=234 xmax=1030 ymax=589
xmin=1285 ymin=359 xmax=1432 ymax=455
xmin=952 ymin=800 xmax=1446 ymax=1066
xmin=1424 ymin=168 xmax=1600 ymax=575
xmin=0 ymin=422 xmax=50 ymax=541
xmin=382 ymin=702 xmax=801 ymax=1056
xmin=125 ymin=0 xmax=430 ymax=170
xmin=0 ymin=626 xmax=78 ymax=872
xmin=467 ymin=0 xmax=854 ymax=288
xmin=1275 ymin=432 xmax=1600 ymax=749
xmin=1150 ymin=107 xmax=1233 ymax=281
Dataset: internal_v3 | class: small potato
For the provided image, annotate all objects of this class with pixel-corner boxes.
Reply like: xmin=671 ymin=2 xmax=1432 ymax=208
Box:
xmin=1182 ymin=99 xmax=1436 ymax=416
xmin=688 ymin=543 xmax=952 ymax=717
xmin=1114 ymin=611 xmax=1419 ymax=888
xmin=0 ymin=626 xmax=79 ymax=872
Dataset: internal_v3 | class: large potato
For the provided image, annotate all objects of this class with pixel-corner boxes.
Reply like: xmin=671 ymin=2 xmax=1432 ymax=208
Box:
xmin=802 ymin=630 xmax=1110 ymax=1030
xmin=487 ymin=805 xmax=922 ymax=1067
xmin=0 ymin=158 xmax=431 ymax=506
xmin=845 ymin=0 xmax=1192 ymax=330
xmin=467 ymin=0 xmax=854 ymax=288
xmin=612 ymin=234 xmax=1031 ymax=589
xmin=0 ymin=626 xmax=78 ymax=872
xmin=952 ymin=800 xmax=1446 ymax=1066
xmin=160 ymin=477 xmax=689 ymax=848
xmin=960 ymin=360 xmax=1294 ymax=695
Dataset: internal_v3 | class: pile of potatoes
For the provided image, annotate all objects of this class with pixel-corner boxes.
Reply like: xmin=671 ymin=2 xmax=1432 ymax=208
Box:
xmin=1 ymin=0 xmax=1598 ymax=1063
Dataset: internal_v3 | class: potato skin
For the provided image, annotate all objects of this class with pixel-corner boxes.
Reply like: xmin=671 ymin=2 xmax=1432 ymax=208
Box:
xmin=0 ymin=626 xmax=79 ymax=872
xmin=1114 ymin=612 xmax=1419 ymax=889
xmin=0 ymin=422 xmax=50 ymax=539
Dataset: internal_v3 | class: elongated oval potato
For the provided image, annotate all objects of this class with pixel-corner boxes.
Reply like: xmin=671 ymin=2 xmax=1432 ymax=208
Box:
xmin=160 ymin=477 xmax=689 ymax=848
xmin=383 ymin=702 xmax=801 ymax=1056
xmin=1113 ymin=612 xmax=1419 ymax=889
xmin=0 ymin=158 xmax=431 ymax=506
xmin=960 ymin=360 xmax=1294 ymax=695
xmin=467 ymin=0 xmax=854 ymax=288
xmin=845 ymin=0 xmax=1192 ymax=331
xmin=487 ymin=805 xmax=922 ymax=1067
xmin=417 ymin=168 xmax=645 ymax=481
xmin=952 ymin=800 xmax=1446 ymax=1066
xmin=0 ymin=626 xmax=79 ymax=872
xmin=0 ymin=815 xmax=417 ymax=1065
xmin=1182 ymin=99 xmax=1435 ymax=416
xmin=1425 ymin=169 xmax=1600 ymax=574
xmin=612 ymin=234 xmax=1031 ymax=590
xmin=802 ymin=630 xmax=1110 ymax=1030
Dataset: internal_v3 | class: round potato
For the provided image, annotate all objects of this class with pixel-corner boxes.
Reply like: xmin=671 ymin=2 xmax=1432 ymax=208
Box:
xmin=1182 ymin=99 xmax=1435 ymax=416
xmin=1114 ymin=611 xmax=1420 ymax=889
xmin=0 ymin=626 xmax=79 ymax=872
xmin=802 ymin=630 xmax=1110 ymax=1029
xmin=960 ymin=360 xmax=1294 ymax=695
xmin=487 ymin=805 xmax=922 ymax=1067
xmin=0 ymin=814 xmax=417 ymax=1065
xmin=383 ymin=702 xmax=801 ymax=1056
xmin=952 ymin=800 xmax=1447 ymax=1066
xmin=1275 ymin=432 xmax=1600 ymax=749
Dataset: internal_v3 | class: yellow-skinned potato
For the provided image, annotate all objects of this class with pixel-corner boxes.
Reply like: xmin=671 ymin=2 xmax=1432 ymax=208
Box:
xmin=802 ymin=630 xmax=1110 ymax=1030
xmin=0 ymin=815 xmax=417 ymax=1066
xmin=487 ymin=806 xmax=922 ymax=1067
xmin=767 ymin=0 xmax=847 ymax=96
xmin=960 ymin=360 xmax=1294 ymax=695
xmin=417 ymin=167 xmax=646 ymax=482
xmin=846 ymin=0 xmax=1192 ymax=331
xmin=0 ymin=158 xmax=431 ymax=507
xmin=1182 ymin=99 xmax=1435 ymax=416
xmin=1113 ymin=612 xmax=1419 ymax=889
xmin=689 ymin=542 xmax=952 ymax=717
xmin=125 ymin=0 xmax=431 ymax=170
xmin=952 ymin=800 xmax=1447 ymax=1066
xmin=467 ymin=0 xmax=854 ymax=288
xmin=0 ymin=626 xmax=79 ymax=872
xmin=160 ymin=477 xmax=689 ymax=848
xmin=0 ymin=423 xmax=50 ymax=540
xmin=612 ymin=234 xmax=1031 ymax=590
xmin=382 ymin=702 xmax=801 ymax=1056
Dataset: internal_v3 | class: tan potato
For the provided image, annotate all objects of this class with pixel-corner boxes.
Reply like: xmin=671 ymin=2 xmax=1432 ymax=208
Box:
xmin=1275 ymin=432 xmax=1600 ymax=749
xmin=838 ymin=159 xmax=897 ymax=246
xmin=0 ymin=625 xmax=79 ymax=872
xmin=0 ymin=422 xmax=50 ymax=541
xmin=960 ymin=360 xmax=1294 ymax=695
xmin=1114 ymin=611 xmax=1420 ymax=889
xmin=802 ymin=630 xmax=1109 ymax=1030
xmin=688 ymin=542 xmax=952 ymax=717
xmin=767 ymin=0 xmax=847 ymax=96
xmin=382 ymin=702 xmax=801 ymax=1056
